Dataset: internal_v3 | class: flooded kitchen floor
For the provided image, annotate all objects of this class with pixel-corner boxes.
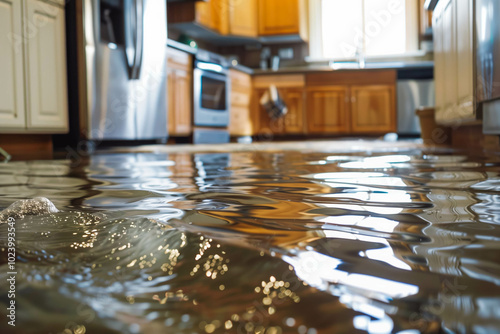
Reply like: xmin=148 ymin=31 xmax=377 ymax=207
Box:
xmin=1 ymin=141 xmax=500 ymax=333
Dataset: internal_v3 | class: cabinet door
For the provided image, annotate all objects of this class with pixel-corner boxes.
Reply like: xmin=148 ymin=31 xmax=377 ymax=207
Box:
xmin=168 ymin=68 xmax=192 ymax=137
xmin=229 ymin=105 xmax=253 ymax=136
xmin=196 ymin=0 xmax=214 ymax=30
xmin=455 ymin=0 xmax=473 ymax=120
xmin=440 ymin=0 xmax=458 ymax=123
xmin=25 ymin=0 xmax=68 ymax=131
xmin=351 ymin=85 xmax=396 ymax=133
xmin=173 ymin=69 xmax=192 ymax=135
xmin=254 ymin=88 xmax=285 ymax=136
xmin=282 ymin=88 xmax=305 ymax=134
xmin=306 ymin=86 xmax=349 ymax=134
xmin=229 ymin=0 xmax=258 ymax=37
xmin=433 ymin=5 xmax=445 ymax=122
xmin=167 ymin=67 xmax=176 ymax=134
xmin=258 ymin=0 xmax=299 ymax=35
xmin=0 ymin=0 xmax=26 ymax=129
xmin=211 ymin=0 xmax=229 ymax=34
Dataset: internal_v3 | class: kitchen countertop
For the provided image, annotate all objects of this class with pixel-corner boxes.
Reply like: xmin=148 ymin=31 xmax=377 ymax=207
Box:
xmin=252 ymin=61 xmax=434 ymax=75
xmin=167 ymin=39 xmax=197 ymax=55
xmin=166 ymin=39 xmax=433 ymax=76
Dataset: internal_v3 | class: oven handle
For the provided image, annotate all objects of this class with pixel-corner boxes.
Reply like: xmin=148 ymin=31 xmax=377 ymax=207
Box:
xmin=194 ymin=68 xmax=228 ymax=81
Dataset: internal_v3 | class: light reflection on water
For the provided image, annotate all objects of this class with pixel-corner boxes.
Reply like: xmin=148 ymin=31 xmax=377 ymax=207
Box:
xmin=1 ymin=149 xmax=500 ymax=333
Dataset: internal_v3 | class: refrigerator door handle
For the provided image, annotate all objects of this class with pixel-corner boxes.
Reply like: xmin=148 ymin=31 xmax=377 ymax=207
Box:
xmin=131 ymin=0 xmax=144 ymax=79
xmin=124 ymin=0 xmax=137 ymax=79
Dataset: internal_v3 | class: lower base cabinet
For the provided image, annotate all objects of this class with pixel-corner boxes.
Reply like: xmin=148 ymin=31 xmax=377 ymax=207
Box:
xmin=229 ymin=69 xmax=253 ymax=136
xmin=167 ymin=47 xmax=192 ymax=136
xmin=252 ymin=74 xmax=306 ymax=136
xmin=0 ymin=0 xmax=68 ymax=133
xmin=305 ymin=70 xmax=397 ymax=135
xmin=306 ymin=86 xmax=349 ymax=134
xmin=350 ymin=85 xmax=396 ymax=133
xmin=238 ymin=70 xmax=397 ymax=138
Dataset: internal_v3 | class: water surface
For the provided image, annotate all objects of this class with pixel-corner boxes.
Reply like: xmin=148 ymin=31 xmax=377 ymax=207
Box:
xmin=1 ymin=145 xmax=500 ymax=333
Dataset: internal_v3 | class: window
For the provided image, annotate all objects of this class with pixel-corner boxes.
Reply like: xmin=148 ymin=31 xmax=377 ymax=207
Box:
xmin=309 ymin=0 xmax=419 ymax=60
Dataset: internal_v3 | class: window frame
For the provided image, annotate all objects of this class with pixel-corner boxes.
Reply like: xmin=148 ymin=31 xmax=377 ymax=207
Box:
xmin=308 ymin=0 xmax=419 ymax=61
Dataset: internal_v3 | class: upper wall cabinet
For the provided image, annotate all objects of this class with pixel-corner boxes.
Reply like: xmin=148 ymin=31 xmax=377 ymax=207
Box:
xmin=229 ymin=0 xmax=258 ymax=37
xmin=258 ymin=0 xmax=308 ymax=41
xmin=0 ymin=0 xmax=68 ymax=133
xmin=433 ymin=0 xmax=474 ymax=125
xmin=258 ymin=0 xmax=298 ymax=35
xmin=168 ymin=0 xmax=308 ymax=41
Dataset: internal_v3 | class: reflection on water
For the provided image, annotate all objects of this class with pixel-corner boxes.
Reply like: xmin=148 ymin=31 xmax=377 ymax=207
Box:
xmin=1 ymin=148 xmax=500 ymax=333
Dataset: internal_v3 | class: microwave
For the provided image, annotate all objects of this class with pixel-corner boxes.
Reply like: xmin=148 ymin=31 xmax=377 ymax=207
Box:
xmin=193 ymin=61 xmax=230 ymax=127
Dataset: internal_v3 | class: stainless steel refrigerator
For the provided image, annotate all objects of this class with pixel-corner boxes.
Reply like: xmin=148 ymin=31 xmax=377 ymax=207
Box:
xmin=81 ymin=0 xmax=168 ymax=141
xmin=477 ymin=0 xmax=500 ymax=134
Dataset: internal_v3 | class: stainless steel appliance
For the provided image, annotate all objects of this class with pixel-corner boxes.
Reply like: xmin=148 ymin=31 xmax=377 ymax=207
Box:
xmin=193 ymin=50 xmax=230 ymax=144
xmin=476 ymin=0 xmax=500 ymax=134
xmin=82 ymin=0 xmax=168 ymax=140
xmin=397 ymin=68 xmax=435 ymax=135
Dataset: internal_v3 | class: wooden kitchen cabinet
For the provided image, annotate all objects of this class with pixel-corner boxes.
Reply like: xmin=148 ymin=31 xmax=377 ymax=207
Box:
xmin=229 ymin=69 xmax=253 ymax=136
xmin=195 ymin=1 xmax=215 ymax=30
xmin=170 ymin=0 xmax=307 ymax=40
xmin=350 ymin=85 xmax=396 ymax=133
xmin=257 ymin=0 xmax=308 ymax=40
xmin=306 ymin=70 xmax=397 ymax=135
xmin=195 ymin=0 xmax=229 ymax=34
xmin=0 ymin=0 xmax=68 ymax=133
xmin=253 ymin=75 xmax=306 ymax=136
xmin=229 ymin=0 xmax=258 ymax=37
xmin=167 ymin=47 xmax=192 ymax=136
xmin=281 ymin=88 xmax=305 ymax=134
xmin=211 ymin=0 xmax=230 ymax=35
xmin=306 ymin=86 xmax=349 ymax=134
xmin=258 ymin=0 xmax=299 ymax=35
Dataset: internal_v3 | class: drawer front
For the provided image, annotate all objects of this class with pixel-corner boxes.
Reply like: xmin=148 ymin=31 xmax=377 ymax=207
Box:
xmin=230 ymin=69 xmax=252 ymax=87
xmin=231 ymin=90 xmax=251 ymax=106
xmin=167 ymin=47 xmax=192 ymax=69
xmin=230 ymin=105 xmax=253 ymax=135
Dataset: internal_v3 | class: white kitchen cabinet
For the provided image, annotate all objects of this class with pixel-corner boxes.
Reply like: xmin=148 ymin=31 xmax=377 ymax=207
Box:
xmin=25 ymin=0 xmax=68 ymax=131
xmin=0 ymin=0 xmax=68 ymax=133
xmin=455 ymin=0 xmax=474 ymax=119
xmin=433 ymin=0 xmax=475 ymax=125
xmin=0 ymin=0 xmax=26 ymax=129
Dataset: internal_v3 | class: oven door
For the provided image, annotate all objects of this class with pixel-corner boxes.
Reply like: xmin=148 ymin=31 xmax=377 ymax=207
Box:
xmin=194 ymin=68 xmax=229 ymax=127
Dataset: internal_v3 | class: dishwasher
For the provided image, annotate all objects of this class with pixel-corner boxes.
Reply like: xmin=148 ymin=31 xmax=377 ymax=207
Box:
xmin=397 ymin=68 xmax=435 ymax=136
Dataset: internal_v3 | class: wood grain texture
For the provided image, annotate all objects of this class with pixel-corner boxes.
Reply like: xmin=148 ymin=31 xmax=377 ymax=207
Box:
xmin=258 ymin=0 xmax=299 ymax=35
xmin=229 ymin=69 xmax=253 ymax=136
xmin=350 ymin=85 xmax=396 ymax=133
xmin=0 ymin=134 xmax=52 ymax=160
xmin=167 ymin=48 xmax=193 ymax=136
xmin=229 ymin=0 xmax=258 ymax=37
xmin=306 ymin=70 xmax=396 ymax=86
xmin=253 ymin=74 xmax=305 ymax=88
xmin=306 ymin=86 xmax=349 ymax=134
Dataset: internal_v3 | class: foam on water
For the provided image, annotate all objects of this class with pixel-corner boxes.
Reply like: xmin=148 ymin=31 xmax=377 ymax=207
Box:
xmin=0 ymin=197 xmax=59 ymax=223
